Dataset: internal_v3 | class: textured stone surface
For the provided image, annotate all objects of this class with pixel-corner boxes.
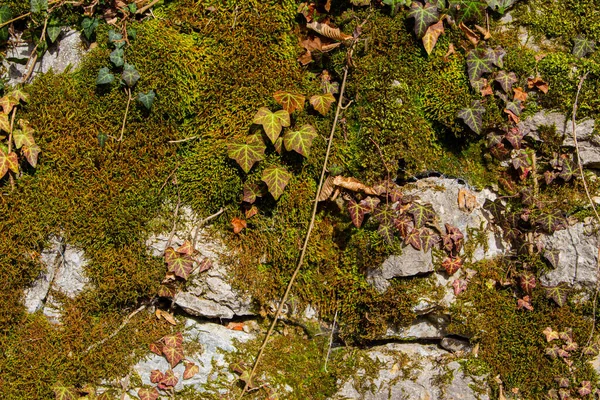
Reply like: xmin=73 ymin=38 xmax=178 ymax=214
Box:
xmin=2 ymin=29 xmax=87 ymax=86
xmin=540 ymin=223 xmax=600 ymax=288
xmin=384 ymin=314 xmax=449 ymax=340
xmin=331 ymin=343 xmax=489 ymax=400
xmin=366 ymin=249 xmax=434 ymax=293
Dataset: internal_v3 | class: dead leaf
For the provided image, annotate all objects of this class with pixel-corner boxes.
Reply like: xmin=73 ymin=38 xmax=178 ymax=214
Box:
xmin=245 ymin=205 xmax=259 ymax=219
xmin=183 ymin=361 xmax=200 ymax=380
xmin=457 ymin=188 xmax=478 ymax=212
xmin=534 ymin=53 xmax=547 ymax=62
xmin=162 ymin=271 xmax=177 ymax=284
xmin=422 ymin=20 xmax=444 ymax=55
xmin=513 ymin=87 xmax=528 ymax=102
xmin=459 ymin=22 xmax=479 ymax=45
xmin=332 ymin=175 xmax=377 ymax=195
xmin=505 ymin=108 xmax=520 ymax=124
xmin=226 ymin=322 xmax=245 ymax=331
xmin=443 ymin=43 xmax=456 ymax=62
xmin=306 ymin=21 xmax=352 ymax=41
xmin=318 ymin=176 xmax=336 ymax=201
xmin=474 ymin=24 xmax=491 ymax=40
xmin=300 ymin=36 xmax=341 ymax=53
xmin=298 ymin=50 xmax=313 ymax=65
xmin=480 ymin=79 xmax=493 ymax=96
xmin=325 ymin=0 xmax=331 ymax=12
xmin=231 ymin=217 xmax=247 ymax=234
xmin=156 ymin=309 xmax=177 ymax=326
xmin=527 ymin=76 xmax=549 ymax=94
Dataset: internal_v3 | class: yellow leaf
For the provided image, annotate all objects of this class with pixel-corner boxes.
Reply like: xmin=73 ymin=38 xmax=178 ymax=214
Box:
xmin=422 ymin=20 xmax=444 ymax=55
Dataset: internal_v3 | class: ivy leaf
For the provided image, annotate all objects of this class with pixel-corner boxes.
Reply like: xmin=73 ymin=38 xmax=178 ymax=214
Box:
xmin=555 ymin=377 xmax=570 ymax=388
xmin=183 ymin=362 xmax=200 ymax=380
xmin=0 ymin=149 xmax=18 ymax=178
xmin=519 ymin=274 xmax=536 ymax=294
xmin=458 ymin=100 xmax=485 ymax=134
xmin=157 ymin=284 xmax=177 ymax=298
xmin=442 ymin=256 xmax=463 ymax=275
xmin=394 ymin=215 xmax=414 ymax=239
xmin=30 ymin=0 xmax=48 ymax=14
xmin=108 ymin=29 xmax=123 ymax=45
xmin=483 ymin=198 xmax=505 ymax=221
xmin=150 ymin=370 xmax=164 ymax=383
xmin=408 ymin=2 xmax=439 ymax=38
xmin=137 ymin=90 xmax=156 ymax=110
xmin=466 ymin=48 xmax=494 ymax=82
xmin=110 ymin=48 xmax=124 ymax=67
xmin=378 ymin=220 xmax=395 ymax=244
xmin=422 ymin=20 xmax=444 ymax=55
xmin=453 ymin=279 xmax=468 ymax=295
xmin=22 ymin=144 xmax=41 ymax=167
xmin=47 ymin=18 xmax=62 ymax=43
xmin=543 ymin=249 xmax=560 ymax=269
xmin=273 ymin=91 xmax=305 ymax=113
xmin=81 ymin=17 xmax=98 ymax=41
xmin=162 ymin=343 xmax=185 ymax=368
xmin=158 ymin=369 xmax=179 ymax=389
xmin=495 ymin=70 xmax=518 ymax=92
xmin=253 ymin=107 xmax=290 ymax=143
xmin=162 ymin=332 xmax=183 ymax=347
xmin=165 ymin=247 xmax=194 ymax=280
xmin=558 ymin=159 xmax=577 ymax=181
xmin=227 ymin=136 xmax=266 ymax=173
xmin=544 ymin=283 xmax=569 ymax=307
xmin=243 ymin=183 xmax=264 ymax=204
xmin=9 ymin=88 xmax=29 ymax=104
xmin=573 ymin=36 xmax=595 ymax=58
xmin=505 ymin=100 xmax=521 ymax=116
xmin=374 ymin=205 xmax=396 ymax=244
xmin=122 ymin=64 xmax=140 ymax=87
xmin=149 ymin=342 xmax=162 ymax=355
xmin=543 ymin=327 xmax=560 ymax=342
xmin=359 ymin=196 xmax=380 ymax=213
xmin=176 ymin=240 xmax=195 ymax=256
xmin=347 ymin=199 xmax=369 ymax=228
xmin=52 ymin=384 xmax=77 ymax=400
xmin=262 ymin=165 xmax=292 ymax=200
xmin=0 ymin=95 xmax=19 ymax=115
xmin=96 ymin=67 xmax=114 ymax=85
xmin=0 ymin=6 xmax=12 ymax=43
xmin=511 ymin=150 xmax=531 ymax=171
xmin=408 ymin=202 xmax=436 ymax=228
xmin=504 ymin=127 xmax=523 ymax=149
xmin=310 ymin=93 xmax=336 ymax=115
xmin=420 ymin=228 xmax=440 ymax=252
xmin=283 ymin=124 xmax=317 ymax=157
xmin=137 ymin=388 xmax=159 ymax=400
xmin=578 ymin=381 xmax=592 ymax=397
xmin=517 ymin=295 xmax=533 ymax=311
xmin=0 ymin=114 xmax=9 ymax=133
xmin=535 ymin=211 xmax=567 ymax=233
xmin=451 ymin=0 xmax=486 ymax=22
xmin=13 ymin=128 xmax=35 ymax=149
xmin=405 ymin=228 xmax=422 ymax=250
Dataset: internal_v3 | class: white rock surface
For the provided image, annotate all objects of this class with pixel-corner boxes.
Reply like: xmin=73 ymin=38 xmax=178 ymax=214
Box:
xmin=384 ymin=314 xmax=449 ymax=340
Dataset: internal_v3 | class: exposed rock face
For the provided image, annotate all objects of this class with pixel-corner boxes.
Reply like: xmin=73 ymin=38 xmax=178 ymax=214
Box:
xmin=540 ymin=223 xmax=600 ymax=288
xmin=332 ymin=343 xmax=489 ymax=400
xmin=384 ymin=314 xmax=449 ymax=340
xmin=2 ymin=29 xmax=88 ymax=86
xmin=22 ymin=236 xmax=90 ymax=321
xmin=366 ymin=249 xmax=434 ymax=293
xmin=519 ymin=111 xmax=599 ymax=168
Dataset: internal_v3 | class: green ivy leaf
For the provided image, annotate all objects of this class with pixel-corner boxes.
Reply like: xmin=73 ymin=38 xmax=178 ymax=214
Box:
xmin=466 ymin=48 xmax=495 ymax=83
xmin=110 ymin=48 xmax=124 ymax=67
xmin=252 ymin=107 xmax=290 ymax=143
xmin=22 ymin=144 xmax=41 ymax=167
xmin=127 ymin=28 xmax=137 ymax=40
xmin=450 ymin=0 xmax=486 ymax=22
xmin=407 ymin=2 xmax=439 ymax=38
xmin=273 ymin=91 xmax=305 ymax=113
xmin=0 ymin=6 xmax=12 ymax=43
xmin=30 ymin=0 xmax=48 ymax=14
xmin=96 ymin=67 xmax=114 ymax=85
xmin=374 ymin=204 xmax=396 ymax=244
xmin=457 ymin=100 xmax=485 ymax=134
xmin=283 ymin=124 xmax=317 ymax=157
xmin=262 ymin=165 xmax=292 ymax=200
xmin=108 ymin=29 xmax=123 ymax=44
xmin=81 ymin=17 xmax=98 ymax=41
xmin=47 ymin=18 xmax=62 ymax=43
xmin=309 ymin=93 xmax=336 ymax=115
xmin=9 ymin=88 xmax=29 ymax=103
xmin=347 ymin=199 xmax=369 ymax=228
xmin=52 ymin=384 xmax=77 ymax=400
xmin=544 ymin=283 xmax=569 ymax=307
xmin=122 ymin=63 xmax=140 ymax=87
xmin=13 ymin=120 xmax=35 ymax=149
xmin=408 ymin=202 xmax=436 ymax=228
xmin=227 ymin=135 xmax=266 ymax=173
xmin=573 ymin=36 xmax=595 ymax=58
xmin=0 ymin=149 xmax=18 ymax=178
xmin=495 ymin=70 xmax=517 ymax=92
xmin=505 ymin=100 xmax=521 ymax=116
xmin=137 ymin=90 xmax=156 ymax=110
xmin=534 ymin=211 xmax=567 ymax=233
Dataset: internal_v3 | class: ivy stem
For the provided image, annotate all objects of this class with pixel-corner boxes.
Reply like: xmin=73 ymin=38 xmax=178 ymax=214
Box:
xmin=118 ymin=87 xmax=133 ymax=142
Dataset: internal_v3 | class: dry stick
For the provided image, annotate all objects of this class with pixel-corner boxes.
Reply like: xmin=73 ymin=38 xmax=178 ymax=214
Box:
xmin=21 ymin=15 xmax=50 ymax=84
xmin=165 ymin=180 xmax=181 ymax=251
xmin=136 ymin=0 xmax=161 ymax=15
xmin=571 ymin=73 xmax=600 ymax=348
xmin=118 ymin=87 xmax=133 ymax=142
xmin=192 ymin=207 xmax=225 ymax=249
xmin=0 ymin=13 xmax=31 ymax=29
xmin=239 ymin=64 xmax=352 ymax=399
xmin=84 ymin=304 xmax=148 ymax=354
xmin=168 ymin=136 xmax=198 ymax=144
xmin=323 ymin=309 xmax=338 ymax=372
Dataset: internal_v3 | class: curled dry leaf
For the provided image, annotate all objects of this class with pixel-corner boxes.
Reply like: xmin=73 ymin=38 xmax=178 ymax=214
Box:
xmin=245 ymin=205 xmax=259 ymax=219
xmin=332 ymin=175 xmax=377 ymax=195
xmin=457 ymin=188 xmax=478 ymax=212
xmin=422 ymin=20 xmax=444 ymax=55
xmin=231 ymin=217 xmax=247 ymax=234
xmin=513 ymin=87 xmax=527 ymax=102
xmin=318 ymin=175 xmax=336 ymax=202
xmin=459 ymin=22 xmax=479 ymax=45
xmin=443 ymin=43 xmax=456 ymax=62
xmin=527 ymin=76 xmax=549 ymax=94
xmin=184 ymin=361 xmax=200 ymax=380
xmin=156 ymin=309 xmax=177 ymax=326
xmin=306 ymin=21 xmax=353 ymax=42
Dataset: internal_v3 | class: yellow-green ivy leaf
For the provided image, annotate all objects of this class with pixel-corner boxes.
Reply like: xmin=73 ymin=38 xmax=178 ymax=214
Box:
xmin=262 ymin=165 xmax=292 ymax=200
xmin=22 ymin=144 xmax=41 ymax=167
xmin=273 ymin=91 xmax=305 ymax=113
xmin=283 ymin=124 xmax=317 ymax=157
xmin=227 ymin=135 xmax=266 ymax=173
xmin=422 ymin=19 xmax=444 ymax=55
xmin=0 ymin=149 xmax=18 ymax=177
xmin=309 ymin=93 xmax=335 ymax=115
xmin=252 ymin=107 xmax=290 ymax=143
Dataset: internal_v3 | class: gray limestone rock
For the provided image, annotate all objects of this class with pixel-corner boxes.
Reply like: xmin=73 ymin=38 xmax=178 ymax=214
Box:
xmin=384 ymin=314 xmax=449 ymax=340
xmin=366 ymin=249 xmax=433 ymax=293
xmin=331 ymin=343 xmax=489 ymax=400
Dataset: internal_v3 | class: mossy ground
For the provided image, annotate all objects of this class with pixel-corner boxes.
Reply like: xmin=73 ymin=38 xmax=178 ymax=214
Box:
xmin=1 ymin=0 xmax=600 ymax=398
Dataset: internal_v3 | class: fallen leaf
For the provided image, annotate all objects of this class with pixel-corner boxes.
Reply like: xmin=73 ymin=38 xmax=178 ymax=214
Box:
xmin=443 ymin=43 xmax=456 ymax=61
xmin=457 ymin=188 xmax=478 ymax=212
xmin=226 ymin=322 xmax=245 ymax=331
xmin=459 ymin=22 xmax=479 ymax=45
xmin=332 ymin=175 xmax=377 ymax=195
xmin=245 ymin=205 xmax=259 ymax=219
xmin=298 ymin=50 xmax=313 ymax=65
xmin=156 ymin=309 xmax=177 ymax=326
xmin=422 ymin=20 xmax=444 ymax=55
xmin=184 ymin=361 xmax=200 ymax=380
xmin=517 ymin=295 xmax=533 ymax=311
xmin=453 ymin=279 xmax=468 ymax=295
xmin=480 ymin=80 xmax=494 ymax=97
xmin=513 ymin=87 xmax=528 ymax=102
xmin=474 ymin=24 xmax=491 ymax=40
xmin=504 ymin=108 xmax=520 ymax=124
xmin=317 ymin=175 xmax=336 ymax=202
xmin=527 ymin=76 xmax=549 ymax=94
xmin=231 ymin=217 xmax=247 ymax=234
xmin=306 ymin=20 xmax=353 ymax=41
xmin=149 ymin=342 xmax=162 ymax=355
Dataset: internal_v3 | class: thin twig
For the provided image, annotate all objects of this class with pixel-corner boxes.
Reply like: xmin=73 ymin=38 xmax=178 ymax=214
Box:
xmin=239 ymin=54 xmax=354 ymax=400
xmin=168 ymin=136 xmax=198 ymax=144
xmin=118 ymin=87 xmax=133 ymax=142
xmin=84 ymin=304 xmax=147 ymax=354
xmin=323 ymin=309 xmax=338 ymax=372
xmin=0 ymin=12 xmax=31 ymax=29
xmin=192 ymin=207 xmax=225 ymax=249
xmin=136 ymin=0 xmax=161 ymax=15
xmin=159 ymin=164 xmax=179 ymax=194
xmin=21 ymin=16 xmax=49 ymax=84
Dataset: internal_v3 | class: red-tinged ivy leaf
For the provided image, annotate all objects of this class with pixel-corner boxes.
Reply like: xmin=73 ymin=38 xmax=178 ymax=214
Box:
xmin=283 ymin=124 xmax=317 ymax=157
xmin=442 ymin=234 xmax=454 ymax=254
xmin=519 ymin=274 xmax=536 ymax=293
xmin=563 ymin=341 xmax=578 ymax=352
xmin=543 ymin=327 xmax=560 ymax=342
xmin=243 ymin=183 xmax=264 ymax=204
xmin=9 ymin=88 xmax=29 ymax=103
xmin=558 ymin=159 xmax=577 ymax=181
xmin=544 ymin=170 xmax=557 ymax=185
xmin=231 ymin=217 xmax=247 ymax=234
xmin=252 ymin=107 xmax=290 ymax=143
xmin=197 ymin=258 xmax=212 ymax=273
xmin=453 ymin=279 xmax=467 ymax=295
xmin=373 ymin=179 xmax=400 ymax=197
xmin=273 ymin=91 xmax=305 ymax=114
xmin=520 ymin=187 xmax=534 ymax=206
xmin=442 ymin=256 xmax=462 ymax=275
xmin=470 ymin=78 xmax=487 ymax=93
xmin=0 ymin=149 xmax=18 ymax=177
xmin=517 ymin=295 xmax=533 ymax=311
xmin=405 ymin=228 xmax=422 ymax=250
xmin=544 ymin=284 xmax=569 ymax=307
xmin=490 ymin=143 xmax=509 ymax=160
xmin=158 ymin=284 xmax=177 ymax=298
xmin=0 ymin=113 xmax=10 ymax=133
xmin=583 ymin=345 xmax=600 ymax=356
xmin=408 ymin=202 xmax=436 ymax=228
xmin=555 ymin=376 xmax=570 ymax=388
xmin=422 ymin=19 xmax=444 ymax=55
xmin=227 ymin=136 xmax=266 ymax=174
xmin=150 ymin=369 xmax=164 ymax=383
xmin=310 ymin=93 xmax=335 ymax=115
xmin=347 ymin=199 xmax=369 ymax=228
xmin=557 ymin=348 xmax=570 ymax=358
xmin=573 ymin=36 xmax=595 ymax=58
xmin=578 ymin=381 xmax=592 ymax=397
xmin=164 ymin=246 xmax=178 ymax=266
xmin=559 ymin=328 xmax=573 ymax=342
xmin=558 ymin=388 xmax=571 ymax=400
xmin=359 ymin=196 xmax=380 ymax=213
xmin=483 ymin=198 xmax=505 ymax=221
xmin=466 ymin=49 xmax=494 ymax=83
xmin=0 ymin=95 xmax=19 ymax=115
xmin=445 ymin=224 xmax=464 ymax=243
xmin=159 ymin=369 xmax=179 ymax=388
xmin=407 ymin=2 xmax=439 ymax=38
xmin=487 ymin=131 xmax=503 ymax=147
xmin=176 ymin=240 xmax=195 ymax=256
xmin=511 ymin=150 xmax=531 ymax=171
xmin=138 ymin=387 xmax=159 ymax=400
xmin=183 ymin=361 xmax=200 ymax=380
xmin=149 ymin=342 xmax=163 ymax=355
xmin=545 ymin=346 xmax=560 ymax=359
xmin=273 ymin=136 xmax=284 ymax=155
xmin=377 ymin=220 xmax=395 ymax=245
xmin=53 ymin=384 xmax=77 ymax=400
xmin=504 ymin=100 xmax=521 ymax=117
xmin=262 ymin=165 xmax=292 ymax=200
xmin=495 ymin=70 xmax=518 ymax=93
xmin=22 ymin=144 xmax=41 ymax=168
xmin=167 ymin=252 xmax=194 ymax=280
xmin=543 ymin=249 xmax=560 ymax=269
xmin=457 ymin=100 xmax=485 ymax=134
xmin=420 ymin=229 xmax=440 ymax=252
xmin=162 ymin=332 xmax=183 ymax=347
xmin=504 ymin=127 xmax=523 ymax=149
xmin=394 ymin=215 xmax=414 ymax=239
xmin=535 ymin=211 xmax=567 ymax=233
xmin=245 ymin=205 xmax=259 ymax=219
xmin=13 ymin=128 xmax=35 ymax=150
xmin=163 ymin=343 xmax=185 ymax=368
